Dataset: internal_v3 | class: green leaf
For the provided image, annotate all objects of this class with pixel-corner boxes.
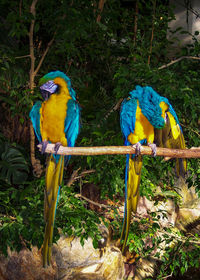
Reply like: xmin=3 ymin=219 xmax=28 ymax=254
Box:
xmin=0 ymin=143 xmax=29 ymax=184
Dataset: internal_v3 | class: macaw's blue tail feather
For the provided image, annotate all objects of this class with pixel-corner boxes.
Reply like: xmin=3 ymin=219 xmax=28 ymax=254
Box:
xmin=120 ymin=154 xmax=142 ymax=253
xmin=43 ymin=155 xmax=64 ymax=267
xmin=120 ymin=154 xmax=129 ymax=245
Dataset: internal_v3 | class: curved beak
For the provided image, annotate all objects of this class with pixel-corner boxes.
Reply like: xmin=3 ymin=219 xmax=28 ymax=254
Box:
xmin=40 ymin=80 xmax=58 ymax=100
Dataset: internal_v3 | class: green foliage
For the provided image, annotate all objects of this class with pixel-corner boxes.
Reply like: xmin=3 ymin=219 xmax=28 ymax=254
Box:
xmin=0 ymin=137 xmax=102 ymax=255
xmin=0 ymin=135 xmax=29 ymax=184
xmin=119 ymin=211 xmax=200 ymax=279
xmin=57 ymin=185 xmax=102 ymax=248
xmin=78 ymin=123 xmax=124 ymax=199
xmin=0 ymin=174 xmax=102 ymax=255
xmin=157 ymin=236 xmax=200 ymax=279
xmin=0 ymin=179 xmax=44 ymax=255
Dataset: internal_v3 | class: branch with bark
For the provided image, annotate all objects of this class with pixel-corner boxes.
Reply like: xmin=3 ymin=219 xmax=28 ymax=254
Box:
xmin=96 ymin=0 xmax=106 ymax=23
xmin=29 ymin=0 xmax=56 ymax=177
xmin=67 ymin=168 xmax=96 ymax=187
xmin=75 ymin=194 xmax=112 ymax=209
xmin=158 ymin=56 xmax=200 ymax=70
xmin=147 ymin=0 xmax=156 ymax=65
xmin=133 ymin=0 xmax=138 ymax=62
xmin=37 ymin=144 xmax=200 ymax=158
xmin=97 ymin=98 xmax=123 ymax=127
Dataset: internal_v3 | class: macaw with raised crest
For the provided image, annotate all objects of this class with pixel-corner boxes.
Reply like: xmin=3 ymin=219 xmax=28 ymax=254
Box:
xmin=120 ymin=85 xmax=186 ymax=252
xmin=30 ymin=71 xmax=80 ymax=267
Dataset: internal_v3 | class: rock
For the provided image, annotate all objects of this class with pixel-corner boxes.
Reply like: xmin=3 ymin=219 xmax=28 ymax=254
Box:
xmin=134 ymin=258 xmax=156 ymax=280
xmin=53 ymin=231 xmax=124 ymax=280
xmin=0 ymin=247 xmax=57 ymax=280
xmin=0 ymin=225 xmax=124 ymax=280
xmin=133 ymin=179 xmax=200 ymax=280
xmin=175 ymin=178 xmax=200 ymax=232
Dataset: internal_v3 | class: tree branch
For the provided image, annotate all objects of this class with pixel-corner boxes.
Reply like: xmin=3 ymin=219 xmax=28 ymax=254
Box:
xmin=28 ymin=0 xmax=55 ymax=177
xmin=180 ymin=123 xmax=200 ymax=138
xmin=29 ymin=0 xmax=38 ymax=89
xmin=29 ymin=0 xmax=43 ymax=177
xmin=147 ymin=0 xmax=156 ymax=65
xmin=34 ymin=32 xmax=56 ymax=76
xmin=75 ymin=194 xmax=112 ymax=209
xmin=37 ymin=144 xmax=200 ymax=158
xmin=133 ymin=0 xmax=138 ymax=46
xmin=15 ymin=55 xmax=30 ymax=59
xmin=133 ymin=0 xmax=138 ymax=62
xmin=67 ymin=168 xmax=96 ymax=186
xmin=96 ymin=0 xmax=106 ymax=23
xmin=158 ymin=56 xmax=200 ymax=70
xmin=97 ymin=98 xmax=123 ymax=127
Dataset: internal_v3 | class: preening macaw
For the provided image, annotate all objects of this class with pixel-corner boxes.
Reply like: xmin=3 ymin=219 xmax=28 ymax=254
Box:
xmin=30 ymin=71 xmax=80 ymax=267
xmin=120 ymin=85 xmax=186 ymax=252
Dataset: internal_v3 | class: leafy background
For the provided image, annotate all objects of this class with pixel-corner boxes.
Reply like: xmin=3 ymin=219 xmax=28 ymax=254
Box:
xmin=0 ymin=0 xmax=200 ymax=279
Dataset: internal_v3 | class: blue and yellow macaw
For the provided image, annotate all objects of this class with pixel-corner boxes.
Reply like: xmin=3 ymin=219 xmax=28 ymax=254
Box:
xmin=30 ymin=71 xmax=80 ymax=267
xmin=120 ymin=85 xmax=186 ymax=252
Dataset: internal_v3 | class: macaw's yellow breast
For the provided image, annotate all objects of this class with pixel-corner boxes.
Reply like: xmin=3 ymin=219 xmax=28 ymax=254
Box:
xmin=40 ymin=90 xmax=72 ymax=146
xmin=128 ymin=101 xmax=154 ymax=144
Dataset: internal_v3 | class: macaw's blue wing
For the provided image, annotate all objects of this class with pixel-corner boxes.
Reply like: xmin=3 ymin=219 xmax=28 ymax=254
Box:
xmin=29 ymin=101 xmax=42 ymax=143
xmin=64 ymin=99 xmax=81 ymax=164
xmin=120 ymin=97 xmax=137 ymax=144
xmin=120 ymin=97 xmax=143 ymax=253
xmin=65 ymin=99 xmax=81 ymax=147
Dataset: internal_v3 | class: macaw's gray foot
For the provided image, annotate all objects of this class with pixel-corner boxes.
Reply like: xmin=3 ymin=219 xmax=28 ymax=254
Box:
xmin=54 ymin=142 xmax=61 ymax=155
xmin=41 ymin=140 xmax=48 ymax=154
xmin=133 ymin=142 xmax=142 ymax=156
xmin=148 ymin=143 xmax=157 ymax=157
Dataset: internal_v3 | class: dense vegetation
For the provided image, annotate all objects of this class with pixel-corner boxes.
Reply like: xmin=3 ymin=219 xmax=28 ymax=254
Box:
xmin=0 ymin=0 xmax=199 ymax=279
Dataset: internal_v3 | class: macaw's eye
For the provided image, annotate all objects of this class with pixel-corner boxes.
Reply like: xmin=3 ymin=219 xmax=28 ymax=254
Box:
xmin=164 ymin=112 xmax=168 ymax=123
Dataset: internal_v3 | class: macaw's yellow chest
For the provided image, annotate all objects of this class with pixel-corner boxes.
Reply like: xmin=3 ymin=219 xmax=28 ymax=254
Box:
xmin=128 ymin=101 xmax=154 ymax=144
xmin=40 ymin=92 xmax=72 ymax=146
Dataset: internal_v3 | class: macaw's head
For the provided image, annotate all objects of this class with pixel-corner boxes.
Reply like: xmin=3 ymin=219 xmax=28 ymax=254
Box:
xmin=39 ymin=71 xmax=76 ymax=100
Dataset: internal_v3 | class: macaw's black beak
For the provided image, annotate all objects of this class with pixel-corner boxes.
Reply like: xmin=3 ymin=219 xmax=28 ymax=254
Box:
xmin=41 ymin=89 xmax=52 ymax=101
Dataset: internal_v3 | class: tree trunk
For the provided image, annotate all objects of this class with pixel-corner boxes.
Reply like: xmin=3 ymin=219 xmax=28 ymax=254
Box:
xmin=29 ymin=0 xmax=43 ymax=177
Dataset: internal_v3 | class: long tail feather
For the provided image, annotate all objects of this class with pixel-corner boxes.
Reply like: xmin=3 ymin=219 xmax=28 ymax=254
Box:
xmin=155 ymin=112 xmax=187 ymax=178
xmin=43 ymin=155 xmax=64 ymax=267
xmin=120 ymin=154 xmax=142 ymax=253
xmin=175 ymin=132 xmax=187 ymax=177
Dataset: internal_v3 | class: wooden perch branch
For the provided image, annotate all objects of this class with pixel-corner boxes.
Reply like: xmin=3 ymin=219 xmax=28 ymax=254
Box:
xmin=37 ymin=144 xmax=200 ymax=158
